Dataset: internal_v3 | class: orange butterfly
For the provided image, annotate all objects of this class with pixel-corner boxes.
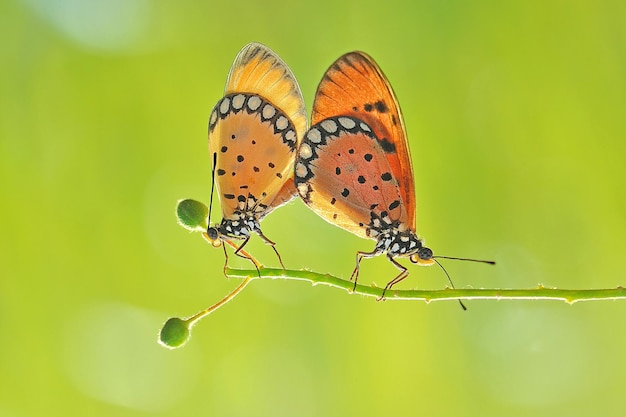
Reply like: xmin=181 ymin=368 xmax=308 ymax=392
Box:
xmin=295 ymin=51 xmax=492 ymax=298
xmin=205 ymin=43 xmax=307 ymax=271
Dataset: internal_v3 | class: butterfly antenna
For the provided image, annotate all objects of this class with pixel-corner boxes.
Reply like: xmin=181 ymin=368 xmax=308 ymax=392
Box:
xmin=207 ymin=152 xmax=217 ymax=229
xmin=433 ymin=255 xmax=495 ymax=265
xmin=433 ymin=259 xmax=467 ymax=311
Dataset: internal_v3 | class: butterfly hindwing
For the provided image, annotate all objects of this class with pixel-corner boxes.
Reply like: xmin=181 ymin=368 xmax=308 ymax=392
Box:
xmin=295 ymin=116 xmax=409 ymax=240
xmin=209 ymin=93 xmax=298 ymax=219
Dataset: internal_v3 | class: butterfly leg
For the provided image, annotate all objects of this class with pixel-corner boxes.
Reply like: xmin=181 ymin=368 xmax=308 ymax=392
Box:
xmin=226 ymin=237 xmax=262 ymax=278
xmin=256 ymin=231 xmax=286 ymax=269
xmin=349 ymin=249 xmax=380 ymax=292
xmin=221 ymin=244 xmax=229 ymax=277
xmin=378 ymin=255 xmax=409 ymax=301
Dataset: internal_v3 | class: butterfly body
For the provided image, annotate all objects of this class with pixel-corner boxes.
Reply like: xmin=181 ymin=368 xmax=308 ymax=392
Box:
xmin=206 ymin=43 xmax=307 ymax=269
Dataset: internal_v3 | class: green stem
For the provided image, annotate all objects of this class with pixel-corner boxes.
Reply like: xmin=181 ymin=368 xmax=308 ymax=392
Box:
xmin=225 ymin=267 xmax=626 ymax=304
xmin=185 ymin=275 xmax=254 ymax=327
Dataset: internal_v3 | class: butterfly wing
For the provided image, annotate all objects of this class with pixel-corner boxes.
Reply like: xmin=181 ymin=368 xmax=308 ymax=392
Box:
xmin=311 ymin=52 xmax=415 ymax=229
xmin=226 ymin=42 xmax=307 ymax=149
xmin=295 ymin=116 xmax=407 ymax=240
xmin=209 ymin=43 xmax=306 ymax=219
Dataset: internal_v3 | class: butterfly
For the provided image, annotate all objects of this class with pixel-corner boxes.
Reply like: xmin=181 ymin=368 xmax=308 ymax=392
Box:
xmin=205 ymin=42 xmax=307 ymax=271
xmin=295 ymin=51 xmax=492 ymax=299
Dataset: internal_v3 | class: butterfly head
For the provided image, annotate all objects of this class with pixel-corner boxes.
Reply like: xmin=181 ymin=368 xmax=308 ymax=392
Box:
xmin=204 ymin=226 xmax=223 ymax=248
xmin=409 ymin=246 xmax=435 ymax=266
xmin=381 ymin=229 xmax=435 ymax=266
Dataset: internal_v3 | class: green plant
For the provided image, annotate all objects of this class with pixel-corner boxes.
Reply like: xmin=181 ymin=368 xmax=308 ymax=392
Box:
xmin=159 ymin=199 xmax=626 ymax=349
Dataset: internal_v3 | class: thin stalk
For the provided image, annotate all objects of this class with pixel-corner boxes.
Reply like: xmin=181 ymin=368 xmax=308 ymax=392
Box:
xmin=224 ymin=267 xmax=626 ymax=304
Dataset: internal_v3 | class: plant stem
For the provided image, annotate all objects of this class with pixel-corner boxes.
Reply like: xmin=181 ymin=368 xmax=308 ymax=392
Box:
xmin=185 ymin=275 xmax=254 ymax=327
xmin=224 ymin=267 xmax=626 ymax=304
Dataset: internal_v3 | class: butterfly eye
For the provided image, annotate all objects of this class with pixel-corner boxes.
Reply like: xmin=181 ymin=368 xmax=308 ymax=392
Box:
xmin=419 ymin=247 xmax=433 ymax=260
xmin=410 ymin=247 xmax=434 ymax=265
xmin=205 ymin=227 xmax=222 ymax=247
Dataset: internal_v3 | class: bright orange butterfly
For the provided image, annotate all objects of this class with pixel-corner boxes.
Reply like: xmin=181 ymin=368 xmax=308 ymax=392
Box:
xmin=205 ymin=43 xmax=307 ymax=270
xmin=295 ymin=51 xmax=492 ymax=298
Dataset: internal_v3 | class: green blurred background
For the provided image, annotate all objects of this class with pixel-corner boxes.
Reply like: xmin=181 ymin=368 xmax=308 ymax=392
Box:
xmin=2 ymin=0 xmax=625 ymax=416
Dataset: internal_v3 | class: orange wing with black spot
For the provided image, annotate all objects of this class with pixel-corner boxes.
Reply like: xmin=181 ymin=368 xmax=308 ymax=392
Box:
xmin=209 ymin=43 xmax=307 ymax=220
xmin=295 ymin=116 xmax=408 ymax=240
xmin=311 ymin=52 xmax=415 ymax=228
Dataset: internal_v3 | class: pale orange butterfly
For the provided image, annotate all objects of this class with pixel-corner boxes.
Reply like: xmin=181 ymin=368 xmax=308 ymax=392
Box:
xmin=205 ymin=43 xmax=307 ymax=271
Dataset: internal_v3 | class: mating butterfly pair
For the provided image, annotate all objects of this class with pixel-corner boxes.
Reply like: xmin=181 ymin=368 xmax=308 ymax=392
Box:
xmin=205 ymin=43 xmax=490 ymax=298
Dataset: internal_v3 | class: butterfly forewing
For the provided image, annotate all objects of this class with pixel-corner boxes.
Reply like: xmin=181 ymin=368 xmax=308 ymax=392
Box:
xmin=311 ymin=52 xmax=415 ymax=228
xmin=226 ymin=42 xmax=307 ymax=148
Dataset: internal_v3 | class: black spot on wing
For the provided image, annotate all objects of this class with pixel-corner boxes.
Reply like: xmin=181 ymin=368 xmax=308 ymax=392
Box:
xmin=378 ymin=138 xmax=396 ymax=153
xmin=364 ymin=101 xmax=388 ymax=113
xmin=374 ymin=100 xmax=388 ymax=113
